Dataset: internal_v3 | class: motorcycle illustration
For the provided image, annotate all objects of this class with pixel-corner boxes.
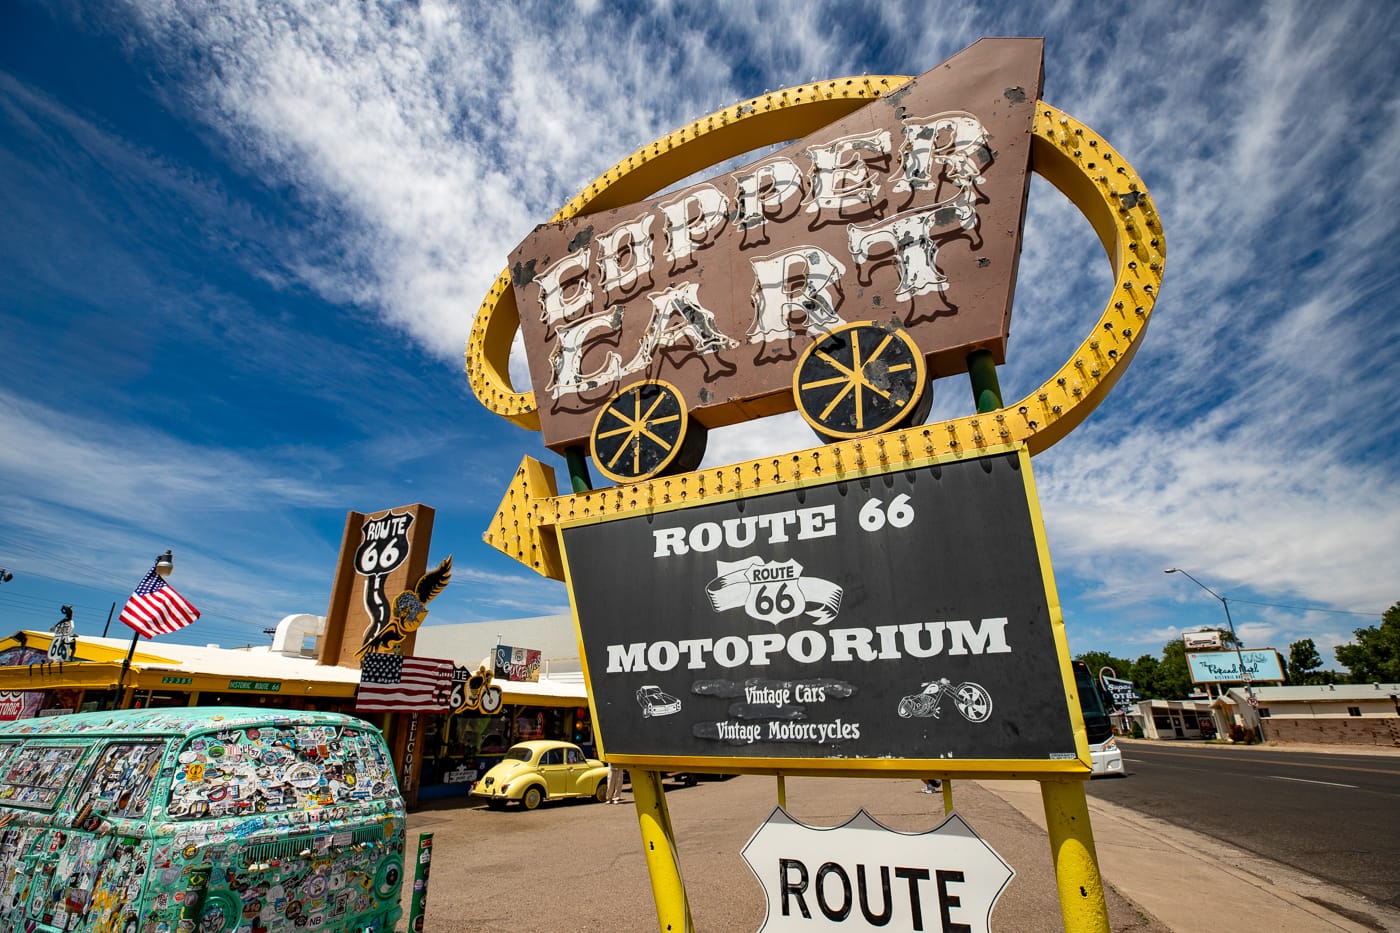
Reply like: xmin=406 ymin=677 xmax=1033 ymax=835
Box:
xmin=452 ymin=664 xmax=504 ymax=714
xmin=897 ymin=677 xmax=992 ymax=722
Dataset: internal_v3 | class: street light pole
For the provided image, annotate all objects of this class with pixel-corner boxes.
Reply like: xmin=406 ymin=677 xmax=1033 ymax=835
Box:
xmin=1165 ymin=567 xmax=1266 ymax=740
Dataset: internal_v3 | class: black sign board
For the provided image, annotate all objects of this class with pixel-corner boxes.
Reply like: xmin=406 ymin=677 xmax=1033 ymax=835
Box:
xmin=561 ymin=447 xmax=1083 ymax=772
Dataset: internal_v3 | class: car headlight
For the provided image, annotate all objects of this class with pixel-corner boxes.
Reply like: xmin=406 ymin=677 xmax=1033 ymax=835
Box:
xmin=1103 ymin=739 xmax=1117 ymax=751
xmin=501 ymin=783 xmax=510 ymax=793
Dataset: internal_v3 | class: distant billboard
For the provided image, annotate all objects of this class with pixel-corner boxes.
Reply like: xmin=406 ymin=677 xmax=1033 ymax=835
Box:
xmin=1183 ymin=630 xmax=1223 ymax=650
xmin=1186 ymin=650 xmax=1284 ymax=684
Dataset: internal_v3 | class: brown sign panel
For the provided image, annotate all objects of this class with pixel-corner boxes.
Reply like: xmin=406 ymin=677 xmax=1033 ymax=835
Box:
xmin=318 ymin=503 xmax=436 ymax=668
xmin=509 ymin=38 xmax=1044 ymax=453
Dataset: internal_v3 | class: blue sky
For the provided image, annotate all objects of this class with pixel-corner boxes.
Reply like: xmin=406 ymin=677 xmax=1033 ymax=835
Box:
xmin=1 ymin=0 xmax=1396 ymax=671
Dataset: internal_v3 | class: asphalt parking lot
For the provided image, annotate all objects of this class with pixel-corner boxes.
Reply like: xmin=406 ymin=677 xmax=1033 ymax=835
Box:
xmin=398 ymin=773 xmax=1164 ymax=932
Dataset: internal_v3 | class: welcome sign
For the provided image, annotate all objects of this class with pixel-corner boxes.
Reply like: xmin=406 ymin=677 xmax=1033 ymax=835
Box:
xmin=562 ymin=447 xmax=1083 ymax=772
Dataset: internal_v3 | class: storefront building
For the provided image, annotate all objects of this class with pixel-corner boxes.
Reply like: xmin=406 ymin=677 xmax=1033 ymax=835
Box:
xmin=0 ymin=611 xmax=593 ymax=805
xmin=1233 ymin=683 xmax=1400 ymax=746
xmin=0 ymin=625 xmax=360 ymax=716
xmin=1134 ymin=698 xmax=1217 ymax=740
xmin=411 ymin=614 xmax=588 ymax=799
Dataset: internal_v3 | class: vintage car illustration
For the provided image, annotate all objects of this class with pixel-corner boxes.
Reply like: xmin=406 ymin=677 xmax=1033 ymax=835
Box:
xmin=636 ymin=685 xmax=682 ymax=718
xmin=470 ymin=740 xmax=609 ymax=810
xmin=0 ymin=707 xmax=406 ymax=932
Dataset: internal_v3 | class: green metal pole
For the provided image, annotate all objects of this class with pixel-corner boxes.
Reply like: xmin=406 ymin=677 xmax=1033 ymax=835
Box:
xmin=565 ymin=445 xmax=594 ymax=493
xmin=408 ymin=832 xmax=434 ymax=932
xmin=967 ymin=349 xmax=1004 ymax=413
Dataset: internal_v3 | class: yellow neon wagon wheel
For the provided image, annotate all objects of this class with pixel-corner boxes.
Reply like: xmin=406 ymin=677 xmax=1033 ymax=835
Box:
xmin=590 ymin=379 xmax=707 ymax=484
xmin=793 ymin=322 xmax=931 ymax=442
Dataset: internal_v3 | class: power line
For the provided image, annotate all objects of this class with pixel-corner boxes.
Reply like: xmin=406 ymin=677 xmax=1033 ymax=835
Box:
xmin=1227 ymin=597 xmax=1386 ymax=619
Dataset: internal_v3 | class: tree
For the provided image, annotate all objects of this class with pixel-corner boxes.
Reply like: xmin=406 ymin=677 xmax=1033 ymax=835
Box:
xmin=1335 ymin=601 xmax=1400 ymax=683
xmin=1286 ymin=638 xmax=1324 ymax=684
xmin=1075 ymin=650 xmax=1131 ymax=679
xmin=1155 ymin=639 xmax=1196 ymax=698
xmin=1127 ymin=654 xmax=1163 ymax=699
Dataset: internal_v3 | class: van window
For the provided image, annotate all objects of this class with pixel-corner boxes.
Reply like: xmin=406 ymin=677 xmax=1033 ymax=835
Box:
xmin=75 ymin=741 xmax=167 ymax=820
xmin=0 ymin=743 xmax=85 ymax=810
xmin=168 ymin=724 xmax=396 ymax=820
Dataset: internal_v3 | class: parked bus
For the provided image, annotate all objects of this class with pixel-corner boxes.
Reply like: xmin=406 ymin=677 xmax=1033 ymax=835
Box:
xmin=1071 ymin=660 xmax=1125 ymax=777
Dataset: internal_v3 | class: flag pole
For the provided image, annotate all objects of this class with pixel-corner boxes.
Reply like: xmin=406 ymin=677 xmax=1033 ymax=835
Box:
xmin=113 ymin=626 xmax=142 ymax=710
xmin=113 ymin=549 xmax=175 ymax=711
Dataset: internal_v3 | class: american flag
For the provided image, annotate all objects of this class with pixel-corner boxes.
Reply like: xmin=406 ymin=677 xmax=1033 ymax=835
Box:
xmin=118 ymin=565 xmax=200 ymax=639
xmin=357 ymin=653 xmax=453 ymax=713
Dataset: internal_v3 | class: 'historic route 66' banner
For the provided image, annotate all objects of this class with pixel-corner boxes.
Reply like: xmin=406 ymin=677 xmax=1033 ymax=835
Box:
xmin=559 ymin=446 xmax=1087 ymax=775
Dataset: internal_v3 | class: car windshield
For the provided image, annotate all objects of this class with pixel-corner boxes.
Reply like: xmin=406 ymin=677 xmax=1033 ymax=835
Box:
xmin=503 ymin=746 xmax=533 ymax=762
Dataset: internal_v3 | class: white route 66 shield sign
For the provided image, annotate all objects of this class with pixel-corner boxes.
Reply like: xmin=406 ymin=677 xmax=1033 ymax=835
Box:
xmin=706 ymin=557 xmax=843 ymax=626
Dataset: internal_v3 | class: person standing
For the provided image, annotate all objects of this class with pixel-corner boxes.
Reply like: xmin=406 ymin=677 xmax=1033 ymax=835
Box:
xmin=606 ymin=763 xmax=626 ymax=804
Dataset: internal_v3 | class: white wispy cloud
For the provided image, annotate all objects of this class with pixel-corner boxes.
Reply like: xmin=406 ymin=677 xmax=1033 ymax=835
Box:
xmin=23 ymin=0 xmax=1395 ymax=663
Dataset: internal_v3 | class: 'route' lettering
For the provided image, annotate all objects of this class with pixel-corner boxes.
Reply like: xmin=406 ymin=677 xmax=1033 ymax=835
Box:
xmin=780 ymin=858 xmax=811 ymax=919
xmin=652 ymin=505 xmax=838 ymax=556
xmin=857 ymin=864 xmax=893 ymax=925
xmin=778 ymin=858 xmax=946 ymax=930
xmin=936 ymin=869 xmax=972 ymax=933
xmin=894 ymin=867 xmax=931 ymax=931
xmin=816 ymin=862 xmax=853 ymax=921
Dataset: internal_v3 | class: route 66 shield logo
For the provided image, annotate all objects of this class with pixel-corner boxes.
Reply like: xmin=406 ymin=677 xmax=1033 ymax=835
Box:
xmin=743 ymin=559 xmax=806 ymax=625
xmin=707 ymin=556 xmax=843 ymax=626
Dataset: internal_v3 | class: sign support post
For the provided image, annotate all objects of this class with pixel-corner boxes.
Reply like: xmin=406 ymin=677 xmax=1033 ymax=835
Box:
xmin=1041 ymin=779 xmax=1110 ymax=932
xmin=630 ymin=769 xmax=693 ymax=932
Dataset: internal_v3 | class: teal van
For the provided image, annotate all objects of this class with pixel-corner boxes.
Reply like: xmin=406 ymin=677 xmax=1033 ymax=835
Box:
xmin=0 ymin=707 xmax=406 ymax=932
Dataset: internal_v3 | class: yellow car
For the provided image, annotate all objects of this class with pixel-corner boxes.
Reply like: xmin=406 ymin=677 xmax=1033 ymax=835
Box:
xmin=471 ymin=740 xmax=610 ymax=810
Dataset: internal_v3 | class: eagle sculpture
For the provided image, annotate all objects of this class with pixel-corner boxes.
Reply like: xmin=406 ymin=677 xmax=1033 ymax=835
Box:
xmin=357 ymin=554 xmax=452 ymax=656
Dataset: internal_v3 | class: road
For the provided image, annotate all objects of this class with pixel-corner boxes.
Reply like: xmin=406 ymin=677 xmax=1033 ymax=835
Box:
xmin=1087 ymin=742 xmax=1400 ymax=911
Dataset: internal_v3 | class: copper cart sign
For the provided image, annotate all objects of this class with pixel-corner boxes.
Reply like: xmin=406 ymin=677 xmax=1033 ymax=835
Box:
xmin=509 ymin=39 xmax=1040 ymax=470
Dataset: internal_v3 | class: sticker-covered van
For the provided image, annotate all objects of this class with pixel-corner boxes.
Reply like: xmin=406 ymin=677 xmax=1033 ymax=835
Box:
xmin=0 ymin=707 xmax=406 ymax=932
